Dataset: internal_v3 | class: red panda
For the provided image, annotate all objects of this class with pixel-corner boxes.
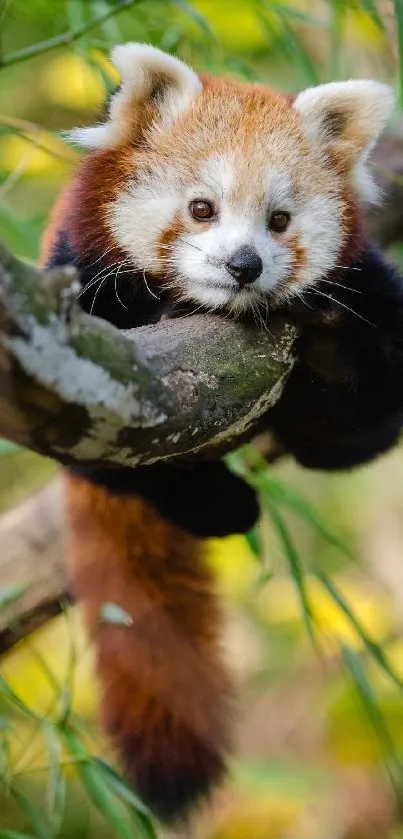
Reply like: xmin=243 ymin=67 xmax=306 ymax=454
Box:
xmin=42 ymin=43 xmax=403 ymax=823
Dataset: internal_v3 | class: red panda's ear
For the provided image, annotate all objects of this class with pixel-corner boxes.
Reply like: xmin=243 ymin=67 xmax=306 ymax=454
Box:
xmin=293 ymin=80 xmax=394 ymax=203
xmin=68 ymin=43 xmax=202 ymax=149
xmin=294 ymin=80 xmax=394 ymax=161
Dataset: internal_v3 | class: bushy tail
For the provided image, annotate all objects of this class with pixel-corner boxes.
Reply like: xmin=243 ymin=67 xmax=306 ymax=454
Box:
xmin=65 ymin=473 xmax=233 ymax=823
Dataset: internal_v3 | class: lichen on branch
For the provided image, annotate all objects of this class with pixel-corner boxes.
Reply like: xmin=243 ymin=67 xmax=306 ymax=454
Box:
xmin=0 ymin=239 xmax=296 ymax=467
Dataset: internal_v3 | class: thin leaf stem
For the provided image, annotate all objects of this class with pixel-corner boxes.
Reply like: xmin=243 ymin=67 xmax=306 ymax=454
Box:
xmin=0 ymin=0 xmax=136 ymax=68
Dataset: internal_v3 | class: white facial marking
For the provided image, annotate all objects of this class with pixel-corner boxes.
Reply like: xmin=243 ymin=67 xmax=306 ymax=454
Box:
xmin=109 ymin=150 xmax=343 ymax=312
xmin=104 ymin=70 xmax=392 ymax=315
xmin=198 ymin=155 xmax=235 ymax=199
xmin=266 ymin=170 xmax=294 ymax=209
xmin=167 ymin=160 xmax=342 ymax=311
xmin=108 ymin=159 xmax=184 ymax=272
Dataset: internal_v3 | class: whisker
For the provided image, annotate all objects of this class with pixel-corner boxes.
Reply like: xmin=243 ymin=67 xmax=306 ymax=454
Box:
xmin=86 ymin=259 xmax=134 ymax=310
xmin=256 ymin=298 xmax=275 ymax=336
xmin=321 ymin=279 xmax=362 ymax=294
xmin=177 ymin=236 xmax=205 ymax=255
xmin=85 ymin=258 xmax=123 ymax=284
xmin=293 ymin=289 xmax=313 ymax=310
xmin=83 ymin=245 xmax=119 ymax=271
xmin=78 ymin=272 xmax=110 ymax=299
xmin=114 ymin=262 xmax=129 ymax=310
xmin=90 ymin=275 xmax=110 ymax=315
xmin=77 ymin=264 xmax=121 ymax=299
xmin=306 ymin=288 xmax=374 ymax=326
xmin=198 ymin=175 xmax=224 ymax=200
xmin=142 ymin=264 xmax=160 ymax=300
xmin=175 ymin=301 xmax=210 ymax=319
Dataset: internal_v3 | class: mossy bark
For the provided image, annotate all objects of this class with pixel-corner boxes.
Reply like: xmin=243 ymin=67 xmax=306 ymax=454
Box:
xmin=0 ymin=239 xmax=297 ymax=467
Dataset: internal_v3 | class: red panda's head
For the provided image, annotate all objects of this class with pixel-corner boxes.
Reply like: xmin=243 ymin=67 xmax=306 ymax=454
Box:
xmin=68 ymin=44 xmax=394 ymax=314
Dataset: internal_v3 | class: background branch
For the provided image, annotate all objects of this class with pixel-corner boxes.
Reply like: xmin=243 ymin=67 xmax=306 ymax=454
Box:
xmin=0 ymin=478 xmax=68 ymax=655
xmin=369 ymin=119 xmax=403 ymax=246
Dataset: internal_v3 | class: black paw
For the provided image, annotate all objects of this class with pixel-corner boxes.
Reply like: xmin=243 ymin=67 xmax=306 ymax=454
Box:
xmin=146 ymin=461 xmax=260 ymax=538
xmin=68 ymin=460 xmax=260 ymax=538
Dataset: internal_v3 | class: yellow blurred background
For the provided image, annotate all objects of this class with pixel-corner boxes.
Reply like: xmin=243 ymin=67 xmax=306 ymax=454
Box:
xmin=2 ymin=1 xmax=403 ymax=837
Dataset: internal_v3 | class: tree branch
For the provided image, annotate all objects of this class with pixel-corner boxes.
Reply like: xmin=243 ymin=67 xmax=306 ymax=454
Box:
xmin=0 ymin=478 xmax=69 ymax=655
xmin=3 ymin=122 xmax=403 ymax=655
xmin=0 ymin=239 xmax=296 ymax=467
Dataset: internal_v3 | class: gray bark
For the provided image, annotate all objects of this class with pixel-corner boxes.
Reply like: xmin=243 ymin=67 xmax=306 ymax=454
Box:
xmin=0 ymin=478 xmax=67 ymax=655
xmin=2 ymin=121 xmax=403 ymax=654
xmin=0 ymin=240 xmax=296 ymax=467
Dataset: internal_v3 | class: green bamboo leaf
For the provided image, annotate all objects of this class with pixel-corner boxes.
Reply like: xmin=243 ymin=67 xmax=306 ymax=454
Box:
xmin=256 ymin=5 xmax=319 ymax=84
xmin=58 ymin=688 xmax=72 ymax=729
xmin=0 ymin=0 xmax=12 ymax=24
xmin=228 ymin=444 xmax=353 ymax=559
xmin=263 ymin=499 xmax=317 ymax=646
xmin=395 ymin=0 xmax=403 ymax=108
xmin=0 ymin=583 xmax=30 ymax=613
xmin=59 ymin=605 xmax=78 ymax=728
xmin=224 ymin=450 xmax=247 ymax=479
xmin=66 ymin=0 xmax=86 ymax=30
xmin=160 ymin=24 xmax=183 ymax=53
xmin=94 ymin=759 xmax=158 ymax=837
xmin=223 ymin=57 xmax=257 ymax=82
xmin=77 ymin=766 xmax=137 ymax=839
xmin=11 ymin=787 xmax=53 ymax=839
xmin=0 ymin=719 xmax=12 ymax=777
xmin=342 ymin=645 xmax=391 ymax=744
xmin=316 ymin=571 xmax=403 ymax=691
xmin=0 ymin=676 xmax=41 ymax=721
xmin=60 ymin=728 xmax=153 ymax=838
xmin=0 ymin=440 xmax=21 ymax=456
xmin=100 ymin=602 xmax=134 ymax=627
xmin=359 ymin=0 xmax=386 ymax=32
xmin=1 ymin=0 xmax=136 ymax=67
xmin=341 ymin=646 xmax=402 ymax=799
xmin=245 ymin=527 xmax=260 ymax=557
xmin=26 ymin=643 xmax=61 ymax=697
xmin=328 ymin=1 xmax=345 ymax=78
xmin=93 ymin=0 xmax=123 ymax=42
xmin=171 ymin=0 xmax=215 ymax=39
xmin=275 ymin=13 xmax=321 ymax=85
xmin=261 ymin=0 xmax=322 ymax=26
xmin=43 ymin=723 xmax=66 ymax=835
xmin=254 ymin=474 xmax=352 ymax=558
xmin=0 ymin=832 xmax=38 ymax=839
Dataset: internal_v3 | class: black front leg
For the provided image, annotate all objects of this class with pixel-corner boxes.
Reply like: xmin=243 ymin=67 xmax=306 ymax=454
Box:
xmin=45 ymin=224 xmax=172 ymax=328
xmin=69 ymin=460 xmax=260 ymax=538
xmin=266 ymin=242 xmax=403 ymax=470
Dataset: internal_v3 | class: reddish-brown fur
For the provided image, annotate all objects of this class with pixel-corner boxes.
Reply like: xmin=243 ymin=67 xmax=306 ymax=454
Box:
xmin=41 ymin=209 xmax=233 ymax=822
xmin=56 ymin=150 xmax=130 ymax=266
xmin=64 ymin=476 xmax=232 ymax=820
xmin=47 ymin=74 xmax=365 ymax=299
xmin=157 ymin=212 xmax=187 ymax=260
xmin=41 ymin=68 xmax=372 ymax=821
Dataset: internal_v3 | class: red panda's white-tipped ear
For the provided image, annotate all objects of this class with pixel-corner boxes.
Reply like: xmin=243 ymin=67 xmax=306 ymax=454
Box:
xmin=294 ymin=80 xmax=394 ymax=158
xmin=293 ymin=80 xmax=394 ymax=203
xmin=68 ymin=43 xmax=202 ymax=149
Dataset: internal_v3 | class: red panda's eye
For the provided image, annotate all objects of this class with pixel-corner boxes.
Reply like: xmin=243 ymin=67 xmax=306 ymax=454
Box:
xmin=269 ymin=211 xmax=291 ymax=233
xmin=189 ymin=200 xmax=215 ymax=221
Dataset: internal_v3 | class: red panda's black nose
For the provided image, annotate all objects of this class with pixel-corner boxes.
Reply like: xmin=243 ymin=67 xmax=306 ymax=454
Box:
xmin=226 ymin=245 xmax=263 ymax=288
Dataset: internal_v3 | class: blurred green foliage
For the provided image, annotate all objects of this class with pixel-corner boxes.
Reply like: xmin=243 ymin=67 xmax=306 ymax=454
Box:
xmin=2 ymin=1 xmax=403 ymax=837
